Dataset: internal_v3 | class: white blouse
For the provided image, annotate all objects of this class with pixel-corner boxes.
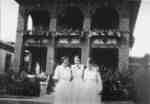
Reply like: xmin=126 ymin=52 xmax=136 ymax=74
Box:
xmin=53 ymin=65 xmax=71 ymax=81
xmin=84 ymin=66 xmax=103 ymax=92
xmin=71 ymin=64 xmax=84 ymax=79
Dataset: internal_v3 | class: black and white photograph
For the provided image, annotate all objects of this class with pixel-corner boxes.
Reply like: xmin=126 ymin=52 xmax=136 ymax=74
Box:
xmin=0 ymin=0 xmax=150 ymax=104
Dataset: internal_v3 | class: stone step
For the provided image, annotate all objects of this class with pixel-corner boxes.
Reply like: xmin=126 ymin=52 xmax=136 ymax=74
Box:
xmin=0 ymin=95 xmax=135 ymax=104
xmin=0 ymin=101 xmax=134 ymax=104
xmin=0 ymin=99 xmax=134 ymax=104
xmin=104 ymin=102 xmax=134 ymax=104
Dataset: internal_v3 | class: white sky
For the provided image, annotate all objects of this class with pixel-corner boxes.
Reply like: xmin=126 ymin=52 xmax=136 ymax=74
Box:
xmin=0 ymin=0 xmax=150 ymax=57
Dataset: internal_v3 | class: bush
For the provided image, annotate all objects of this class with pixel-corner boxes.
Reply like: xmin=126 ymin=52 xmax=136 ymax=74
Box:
xmin=5 ymin=70 xmax=40 ymax=96
xmin=100 ymin=67 xmax=136 ymax=101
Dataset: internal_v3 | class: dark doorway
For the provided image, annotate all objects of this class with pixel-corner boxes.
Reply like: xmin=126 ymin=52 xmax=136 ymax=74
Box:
xmin=91 ymin=48 xmax=119 ymax=101
xmin=91 ymin=48 xmax=118 ymax=71
xmin=25 ymin=47 xmax=47 ymax=73
xmin=55 ymin=48 xmax=81 ymax=65
xmin=30 ymin=10 xmax=50 ymax=30
xmin=4 ymin=54 xmax=12 ymax=72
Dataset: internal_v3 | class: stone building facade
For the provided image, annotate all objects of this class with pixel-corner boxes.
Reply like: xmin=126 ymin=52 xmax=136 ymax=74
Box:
xmin=13 ymin=0 xmax=141 ymax=75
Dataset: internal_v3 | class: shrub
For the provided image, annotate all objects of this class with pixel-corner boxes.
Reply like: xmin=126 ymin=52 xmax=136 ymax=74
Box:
xmin=100 ymin=67 xmax=136 ymax=101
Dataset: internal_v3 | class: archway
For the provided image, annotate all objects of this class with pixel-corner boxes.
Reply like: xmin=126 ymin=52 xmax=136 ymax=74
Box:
xmin=27 ymin=15 xmax=33 ymax=31
xmin=57 ymin=6 xmax=84 ymax=31
xmin=91 ymin=7 xmax=119 ymax=30
xmin=30 ymin=10 xmax=50 ymax=31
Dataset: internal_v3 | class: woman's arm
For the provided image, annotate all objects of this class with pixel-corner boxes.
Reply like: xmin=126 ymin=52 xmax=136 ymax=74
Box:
xmin=53 ymin=66 xmax=60 ymax=81
xmin=82 ymin=66 xmax=86 ymax=81
xmin=96 ymin=67 xmax=103 ymax=93
xmin=70 ymin=65 xmax=74 ymax=81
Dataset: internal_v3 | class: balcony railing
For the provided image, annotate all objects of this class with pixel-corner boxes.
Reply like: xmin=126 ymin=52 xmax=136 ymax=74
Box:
xmin=55 ymin=30 xmax=86 ymax=45
xmin=23 ymin=30 xmax=127 ymax=46
xmin=89 ymin=30 xmax=122 ymax=38
xmin=89 ymin=30 xmax=126 ymax=45
xmin=23 ymin=31 xmax=53 ymax=46
xmin=24 ymin=30 xmax=52 ymax=37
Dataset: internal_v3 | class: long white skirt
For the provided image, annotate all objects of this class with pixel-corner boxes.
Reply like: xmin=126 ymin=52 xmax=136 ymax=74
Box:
xmin=71 ymin=78 xmax=85 ymax=104
xmin=83 ymin=80 xmax=102 ymax=104
xmin=53 ymin=80 xmax=72 ymax=104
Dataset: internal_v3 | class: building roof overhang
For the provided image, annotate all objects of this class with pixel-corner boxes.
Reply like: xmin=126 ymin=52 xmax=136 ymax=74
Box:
xmin=0 ymin=41 xmax=15 ymax=53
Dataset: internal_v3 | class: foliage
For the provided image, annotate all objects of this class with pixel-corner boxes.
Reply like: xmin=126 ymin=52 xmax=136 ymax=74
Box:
xmin=100 ymin=66 xmax=136 ymax=101
xmin=2 ymin=70 xmax=41 ymax=96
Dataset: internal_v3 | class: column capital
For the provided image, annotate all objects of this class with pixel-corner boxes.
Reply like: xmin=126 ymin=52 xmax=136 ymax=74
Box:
xmin=17 ymin=6 xmax=28 ymax=32
xmin=48 ymin=5 xmax=57 ymax=17
xmin=82 ymin=5 xmax=92 ymax=18
xmin=18 ymin=6 xmax=29 ymax=18
xmin=83 ymin=5 xmax=91 ymax=32
xmin=49 ymin=17 xmax=57 ymax=32
xmin=119 ymin=18 xmax=130 ymax=32
xmin=83 ymin=17 xmax=91 ymax=32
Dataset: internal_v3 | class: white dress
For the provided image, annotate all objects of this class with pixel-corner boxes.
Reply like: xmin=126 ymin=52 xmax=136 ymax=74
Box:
xmin=71 ymin=64 xmax=85 ymax=104
xmin=53 ymin=65 xmax=72 ymax=104
xmin=83 ymin=66 xmax=103 ymax=104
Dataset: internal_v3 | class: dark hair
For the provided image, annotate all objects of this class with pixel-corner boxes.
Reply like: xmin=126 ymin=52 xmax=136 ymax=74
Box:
xmin=74 ymin=55 xmax=80 ymax=59
xmin=88 ymin=57 xmax=97 ymax=66
xmin=61 ymin=56 xmax=69 ymax=63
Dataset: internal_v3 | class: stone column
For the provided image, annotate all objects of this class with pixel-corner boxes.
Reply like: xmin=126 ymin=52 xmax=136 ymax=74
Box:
xmin=81 ymin=11 xmax=91 ymax=65
xmin=81 ymin=36 xmax=91 ymax=65
xmin=13 ymin=6 xmax=28 ymax=72
xmin=118 ymin=33 xmax=130 ymax=72
xmin=118 ymin=45 xmax=129 ymax=72
xmin=119 ymin=11 xmax=130 ymax=45
xmin=118 ymin=10 xmax=130 ymax=72
xmin=118 ymin=17 xmax=130 ymax=71
xmin=46 ymin=12 xmax=56 ymax=75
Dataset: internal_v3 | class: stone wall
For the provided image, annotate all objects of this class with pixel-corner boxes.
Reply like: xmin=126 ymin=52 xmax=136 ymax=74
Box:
xmin=129 ymin=54 xmax=150 ymax=104
xmin=0 ymin=49 xmax=14 ymax=73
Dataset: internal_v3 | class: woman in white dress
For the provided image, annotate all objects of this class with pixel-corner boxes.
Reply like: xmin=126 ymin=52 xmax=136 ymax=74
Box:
xmin=83 ymin=58 xmax=103 ymax=104
xmin=53 ymin=56 xmax=72 ymax=104
xmin=71 ymin=55 xmax=85 ymax=104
